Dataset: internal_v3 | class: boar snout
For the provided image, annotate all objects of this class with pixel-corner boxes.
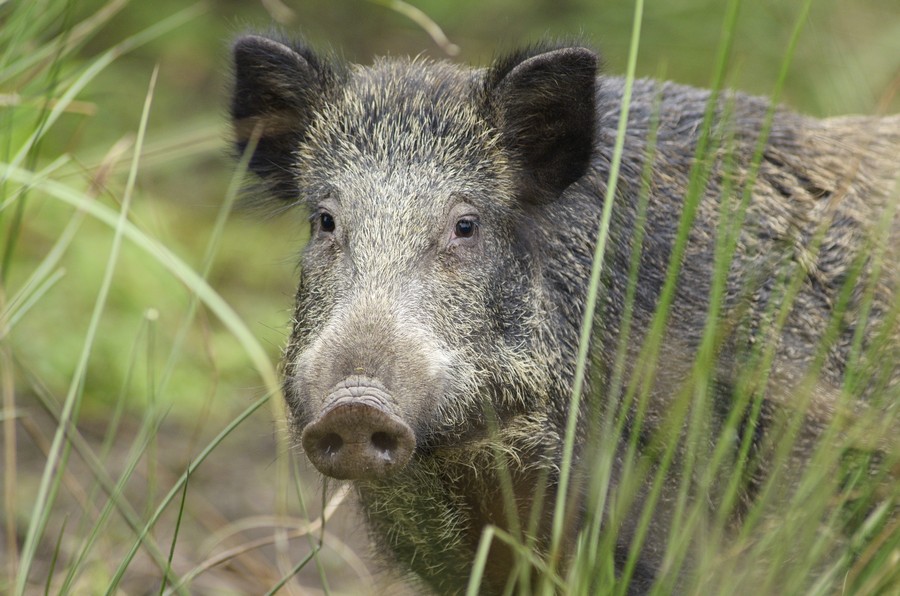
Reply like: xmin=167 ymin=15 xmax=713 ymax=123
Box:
xmin=301 ymin=376 xmax=415 ymax=480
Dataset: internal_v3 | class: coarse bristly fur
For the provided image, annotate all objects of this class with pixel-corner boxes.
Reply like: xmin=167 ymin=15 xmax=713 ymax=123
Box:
xmin=230 ymin=33 xmax=899 ymax=595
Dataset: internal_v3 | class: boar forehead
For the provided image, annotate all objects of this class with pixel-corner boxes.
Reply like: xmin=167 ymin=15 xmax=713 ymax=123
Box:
xmin=296 ymin=59 xmax=512 ymax=211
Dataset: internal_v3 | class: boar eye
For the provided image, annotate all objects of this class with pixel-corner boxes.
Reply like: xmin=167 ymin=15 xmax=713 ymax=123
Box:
xmin=453 ymin=218 xmax=476 ymax=239
xmin=320 ymin=212 xmax=335 ymax=233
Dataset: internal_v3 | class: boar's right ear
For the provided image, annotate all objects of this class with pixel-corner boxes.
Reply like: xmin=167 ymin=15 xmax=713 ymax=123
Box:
xmin=486 ymin=45 xmax=598 ymax=202
xmin=231 ymin=35 xmax=341 ymax=202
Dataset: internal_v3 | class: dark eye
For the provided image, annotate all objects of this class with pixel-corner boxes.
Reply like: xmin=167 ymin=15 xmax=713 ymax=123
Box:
xmin=454 ymin=218 xmax=476 ymax=239
xmin=320 ymin=212 xmax=335 ymax=233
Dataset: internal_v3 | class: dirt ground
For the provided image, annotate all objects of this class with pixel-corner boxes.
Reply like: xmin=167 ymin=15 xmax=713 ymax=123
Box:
xmin=2 ymin=400 xmax=417 ymax=595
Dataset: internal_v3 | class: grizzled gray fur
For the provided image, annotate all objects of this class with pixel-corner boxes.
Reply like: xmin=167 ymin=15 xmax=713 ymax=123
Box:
xmin=230 ymin=34 xmax=899 ymax=594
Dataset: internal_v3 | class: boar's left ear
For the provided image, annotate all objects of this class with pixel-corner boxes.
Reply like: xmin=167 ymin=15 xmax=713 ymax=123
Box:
xmin=231 ymin=35 xmax=343 ymax=202
xmin=486 ymin=45 xmax=598 ymax=202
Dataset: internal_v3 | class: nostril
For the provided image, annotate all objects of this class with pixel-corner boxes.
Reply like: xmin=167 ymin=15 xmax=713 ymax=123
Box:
xmin=370 ymin=431 xmax=397 ymax=457
xmin=301 ymin=398 xmax=415 ymax=480
xmin=318 ymin=433 xmax=344 ymax=456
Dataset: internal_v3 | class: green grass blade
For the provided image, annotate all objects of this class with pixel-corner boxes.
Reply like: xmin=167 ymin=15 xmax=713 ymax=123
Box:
xmin=160 ymin=468 xmax=190 ymax=596
xmin=20 ymin=361 xmax=183 ymax=594
xmin=14 ymin=64 xmax=159 ymax=595
xmin=466 ymin=525 xmax=495 ymax=596
xmin=0 ymin=164 xmax=281 ymax=396
xmin=105 ymin=392 xmax=272 ymax=593
xmin=6 ymin=3 xmax=203 ymax=172
xmin=549 ymin=0 xmax=646 ymax=563
xmin=42 ymin=514 xmax=68 ymax=596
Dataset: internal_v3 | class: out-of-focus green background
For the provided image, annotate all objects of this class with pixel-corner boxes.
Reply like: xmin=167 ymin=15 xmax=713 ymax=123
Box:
xmin=3 ymin=0 xmax=898 ymax=593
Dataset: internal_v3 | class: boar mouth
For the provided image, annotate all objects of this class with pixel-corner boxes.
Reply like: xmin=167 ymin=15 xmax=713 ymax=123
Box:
xmin=300 ymin=376 xmax=416 ymax=480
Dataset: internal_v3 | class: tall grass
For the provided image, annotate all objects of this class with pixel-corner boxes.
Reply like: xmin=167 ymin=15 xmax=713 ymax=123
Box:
xmin=2 ymin=0 xmax=897 ymax=594
xmin=470 ymin=0 xmax=899 ymax=593
xmin=1 ymin=0 xmax=358 ymax=593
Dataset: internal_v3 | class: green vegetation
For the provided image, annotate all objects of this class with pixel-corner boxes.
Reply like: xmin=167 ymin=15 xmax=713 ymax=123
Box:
xmin=1 ymin=0 xmax=897 ymax=593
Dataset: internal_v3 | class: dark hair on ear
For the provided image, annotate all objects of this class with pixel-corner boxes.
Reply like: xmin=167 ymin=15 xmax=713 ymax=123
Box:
xmin=483 ymin=40 xmax=601 ymax=201
xmin=230 ymin=32 xmax=347 ymax=208
xmin=485 ymin=38 xmax=603 ymax=91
